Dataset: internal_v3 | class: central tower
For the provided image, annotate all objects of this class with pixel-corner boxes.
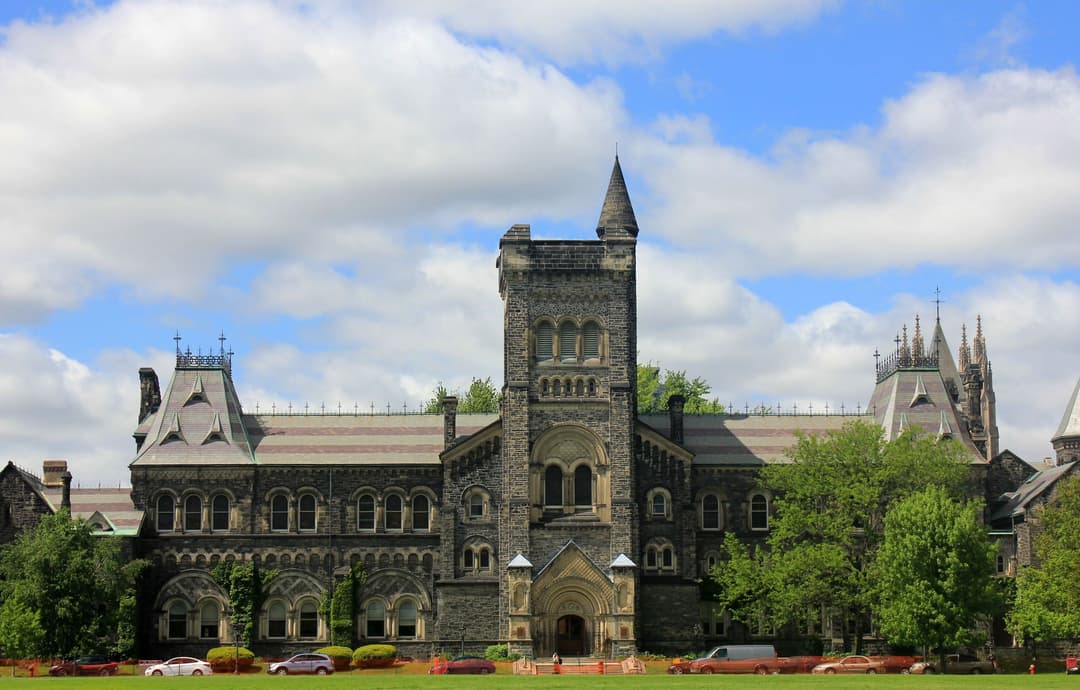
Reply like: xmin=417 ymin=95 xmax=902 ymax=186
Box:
xmin=497 ymin=158 xmax=640 ymax=656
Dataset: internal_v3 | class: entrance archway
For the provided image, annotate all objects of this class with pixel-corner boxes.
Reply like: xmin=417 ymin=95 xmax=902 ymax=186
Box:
xmin=557 ymin=614 xmax=586 ymax=656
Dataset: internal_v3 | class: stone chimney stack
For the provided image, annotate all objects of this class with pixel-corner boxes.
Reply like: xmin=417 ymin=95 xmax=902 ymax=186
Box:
xmin=61 ymin=470 xmax=72 ymax=511
xmin=42 ymin=459 xmax=68 ymax=487
xmin=668 ymin=395 xmax=686 ymax=445
xmin=139 ymin=367 xmax=161 ymax=423
xmin=442 ymin=395 xmax=459 ymax=449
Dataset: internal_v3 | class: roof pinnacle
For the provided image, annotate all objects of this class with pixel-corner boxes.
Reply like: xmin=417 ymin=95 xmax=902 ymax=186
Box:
xmin=596 ymin=156 xmax=639 ymax=239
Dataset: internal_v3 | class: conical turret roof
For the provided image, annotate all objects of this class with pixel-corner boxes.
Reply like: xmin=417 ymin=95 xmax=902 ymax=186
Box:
xmin=596 ymin=156 xmax=638 ymax=239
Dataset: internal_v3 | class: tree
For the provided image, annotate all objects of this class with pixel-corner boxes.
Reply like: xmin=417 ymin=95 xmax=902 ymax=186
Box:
xmin=712 ymin=421 xmax=970 ymax=652
xmin=1007 ymin=473 xmax=1080 ymax=643
xmin=874 ymin=486 xmax=998 ymax=669
xmin=0 ymin=510 xmax=144 ymax=658
xmin=424 ymin=377 xmax=500 ymax=413
xmin=637 ymin=362 xmax=724 ymax=414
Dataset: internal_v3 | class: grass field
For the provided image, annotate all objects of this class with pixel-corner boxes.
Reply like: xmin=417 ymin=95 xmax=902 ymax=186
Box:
xmin=1 ymin=662 xmax=1075 ymax=689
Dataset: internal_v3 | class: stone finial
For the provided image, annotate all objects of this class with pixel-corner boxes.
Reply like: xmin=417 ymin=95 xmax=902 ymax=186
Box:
xmin=959 ymin=324 xmax=971 ymax=370
xmin=912 ymin=315 xmax=924 ymax=363
xmin=899 ymin=324 xmax=911 ymax=367
xmin=974 ymin=315 xmax=987 ymax=364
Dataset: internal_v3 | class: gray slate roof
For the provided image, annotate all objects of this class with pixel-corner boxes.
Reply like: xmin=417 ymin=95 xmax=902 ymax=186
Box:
xmin=1052 ymin=376 xmax=1080 ymax=442
xmin=990 ymin=460 xmax=1077 ymax=523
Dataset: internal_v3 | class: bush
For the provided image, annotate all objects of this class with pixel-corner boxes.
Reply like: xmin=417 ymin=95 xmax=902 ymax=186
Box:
xmin=352 ymin=644 xmax=397 ymax=669
xmin=485 ymin=644 xmax=513 ymax=661
xmin=206 ymin=646 xmax=255 ymax=672
xmin=314 ymin=646 xmax=353 ymax=671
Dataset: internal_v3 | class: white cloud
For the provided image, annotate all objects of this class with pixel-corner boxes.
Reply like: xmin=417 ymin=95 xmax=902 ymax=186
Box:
xmin=641 ymin=68 xmax=1080 ymax=277
xmin=378 ymin=0 xmax=840 ymax=65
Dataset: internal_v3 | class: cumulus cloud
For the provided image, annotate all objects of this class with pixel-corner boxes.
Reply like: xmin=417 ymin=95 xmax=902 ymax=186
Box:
xmin=641 ymin=68 xmax=1080 ymax=277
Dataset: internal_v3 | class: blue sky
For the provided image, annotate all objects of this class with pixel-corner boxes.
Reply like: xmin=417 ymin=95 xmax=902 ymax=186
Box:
xmin=2 ymin=0 xmax=1079 ymax=485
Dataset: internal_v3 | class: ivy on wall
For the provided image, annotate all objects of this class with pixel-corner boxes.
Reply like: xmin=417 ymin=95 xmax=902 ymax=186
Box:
xmin=211 ymin=561 xmax=277 ymax=647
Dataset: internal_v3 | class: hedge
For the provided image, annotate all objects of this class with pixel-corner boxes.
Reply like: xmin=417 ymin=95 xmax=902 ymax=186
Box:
xmin=353 ymin=644 xmax=397 ymax=669
xmin=206 ymin=646 xmax=255 ymax=672
xmin=314 ymin=646 xmax=353 ymax=671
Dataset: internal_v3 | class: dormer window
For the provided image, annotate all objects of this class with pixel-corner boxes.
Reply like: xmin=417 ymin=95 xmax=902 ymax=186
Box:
xmin=162 ymin=413 xmax=186 ymax=444
xmin=186 ymin=375 xmax=207 ymax=405
xmin=202 ymin=413 xmax=227 ymax=444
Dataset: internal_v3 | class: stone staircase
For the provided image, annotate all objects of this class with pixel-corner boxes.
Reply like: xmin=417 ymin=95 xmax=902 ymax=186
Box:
xmin=512 ymin=656 xmax=646 ymax=675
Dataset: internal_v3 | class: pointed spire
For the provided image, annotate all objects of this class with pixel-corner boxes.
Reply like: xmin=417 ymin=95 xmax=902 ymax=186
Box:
xmin=974 ymin=315 xmax=986 ymax=364
xmin=912 ymin=315 xmax=924 ymax=364
xmin=959 ymin=323 xmax=971 ymax=370
xmin=596 ymin=156 xmax=639 ymax=239
xmin=899 ymin=324 xmax=911 ymax=367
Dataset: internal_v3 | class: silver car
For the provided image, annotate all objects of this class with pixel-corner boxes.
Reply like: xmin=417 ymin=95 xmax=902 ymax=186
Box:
xmin=267 ymin=653 xmax=335 ymax=675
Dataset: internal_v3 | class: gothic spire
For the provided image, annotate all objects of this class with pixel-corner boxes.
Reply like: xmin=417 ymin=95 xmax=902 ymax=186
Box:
xmin=912 ymin=315 xmax=924 ymax=364
xmin=596 ymin=155 xmax=639 ymax=239
xmin=959 ymin=323 xmax=971 ymax=370
xmin=974 ymin=314 xmax=986 ymax=364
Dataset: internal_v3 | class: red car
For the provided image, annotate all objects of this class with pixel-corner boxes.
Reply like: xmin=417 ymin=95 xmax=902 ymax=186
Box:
xmin=49 ymin=656 xmax=119 ymax=676
xmin=812 ymin=655 xmax=888 ymax=674
xmin=428 ymin=656 xmax=495 ymax=674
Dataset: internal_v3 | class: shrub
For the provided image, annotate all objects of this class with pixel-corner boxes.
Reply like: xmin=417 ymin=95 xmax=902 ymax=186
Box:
xmin=485 ymin=644 xmax=513 ymax=661
xmin=352 ymin=644 xmax=397 ymax=669
xmin=206 ymin=646 xmax=255 ymax=672
xmin=314 ymin=646 xmax=353 ymax=671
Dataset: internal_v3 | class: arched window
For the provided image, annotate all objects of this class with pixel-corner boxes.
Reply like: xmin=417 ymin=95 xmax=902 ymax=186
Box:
xmin=271 ymin=495 xmax=289 ymax=531
xmin=535 ymin=322 xmax=554 ymax=362
xmin=583 ymin=321 xmax=601 ymax=359
xmin=357 ymin=495 xmax=375 ymax=530
xmin=469 ymin=493 xmax=484 ymax=518
xmin=157 ymin=495 xmax=175 ymax=532
xmin=649 ymin=490 xmax=668 ymax=519
xmin=702 ymin=494 xmax=721 ymax=530
xmin=211 ymin=495 xmax=229 ymax=531
xmin=385 ymin=495 xmax=403 ymax=531
xmin=463 ymin=549 xmax=474 ymax=571
xmin=366 ymin=601 xmax=385 ymax=638
xmin=298 ymin=601 xmax=318 ymax=639
xmin=479 ymin=547 xmax=491 ymax=571
xmin=200 ymin=602 xmax=219 ymax=639
xmin=645 ymin=548 xmax=657 ymax=570
xmin=412 ymin=495 xmax=430 ymax=531
xmin=703 ymin=552 xmax=720 ymax=573
xmin=168 ymin=602 xmax=187 ymax=639
xmin=298 ymin=494 xmax=317 ymax=531
xmin=267 ymin=602 xmax=287 ymax=638
xmin=574 ymin=465 xmax=592 ymax=507
xmin=750 ymin=494 xmax=769 ymax=530
xmin=184 ymin=495 xmax=202 ymax=532
xmin=544 ymin=466 xmax=563 ymax=507
xmin=558 ymin=322 xmax=578 ymax=362
xmin=996 ymin=555 xmax=1005 ymax=573
xmin=398 ymin=600 xmax=417 ymax=638
xmin=662 ymin=547 xmax=674 ymax=570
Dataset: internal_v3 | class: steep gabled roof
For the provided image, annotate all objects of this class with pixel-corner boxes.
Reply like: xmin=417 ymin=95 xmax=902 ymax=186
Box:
xmin=1052 ymin=376 xmax=1080 ymax=442
xmin=990 ymin=460 xmax=1077 ymax=524
xmin=131 ymin=365 xmax=255 ymax=467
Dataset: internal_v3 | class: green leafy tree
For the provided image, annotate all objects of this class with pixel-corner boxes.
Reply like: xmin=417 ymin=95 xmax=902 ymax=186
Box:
xmin=874 ymin=486 xmax=998 ymax=669
xmin=637 ymin=362 xmax=724 ymax=414
xmin=424 ymin=377 xmax=500 ymax=413
xmin=0 ymin=510 xmax=145 ymax=658
xmin=712 ymin=421 xmax=969 ymax=652
xmin=212 ymin=561 xmax=277 ymax=648
xmin=1007 ymin=473 xmax=1080 ymax=643
xmin=0 ymin=598 xmax=45 ymax=671
xmin=326 ymin=563 xmax=366 ymax=646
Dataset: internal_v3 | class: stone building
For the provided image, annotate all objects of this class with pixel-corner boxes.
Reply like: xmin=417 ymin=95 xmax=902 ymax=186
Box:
xmin=2 ymin=159 xmax=1076 ymax=659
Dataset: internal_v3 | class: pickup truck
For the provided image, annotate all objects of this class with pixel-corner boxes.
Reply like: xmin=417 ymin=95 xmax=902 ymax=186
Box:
xmin=908 ymin=654 xmax=996 ymax=675
xmin=48 ymin=656 xmax=120 ymax=676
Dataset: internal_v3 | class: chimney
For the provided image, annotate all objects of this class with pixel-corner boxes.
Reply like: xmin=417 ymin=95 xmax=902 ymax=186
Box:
xmin=442 ymin=396 xmax=459 ymax=449
xmin=139 ymin=367 xmax=161 ymax=423
xmin=668 ymin=395 xmax=686 ymax=445
xmin=42 ymin=460 xmax=68 ymax=487
xmin=61 ymin=470 xmax=72 ymax=511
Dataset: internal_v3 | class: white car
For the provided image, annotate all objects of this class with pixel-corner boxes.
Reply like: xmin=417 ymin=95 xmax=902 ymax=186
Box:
xmin=144 ymin=657 xmax=213 ymax=676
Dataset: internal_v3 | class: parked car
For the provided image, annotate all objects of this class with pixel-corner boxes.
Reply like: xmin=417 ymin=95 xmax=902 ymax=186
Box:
xmin=774 ymin=656 xmax=825 ymax=673
xmin=674 ymin=644 xmax=780 ymax=674
xmin=909 ymin=654 xmax=997 ymax=674
xmin=48 ymin=656 xmax=119 ymax=676
xmin=428 ymin=656 xmax=496 ymax=674
xmin=144 ymin=657 xmax=212 ymax=676
xmin=812 ymin=655 xmax=888 ymax=674
xmin=267 ymin=653 xmax=335 ymax=675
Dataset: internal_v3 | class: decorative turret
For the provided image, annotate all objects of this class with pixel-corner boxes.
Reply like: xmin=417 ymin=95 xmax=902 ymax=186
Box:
xmin=899 ymin=325 xmax=911 ymax=367
xmin=958 ymin=324 xmax=971 ymax=370
xmin=974 ymin=315 xmax=986 ymax=365
xmin=596 ymin=156 xmax=639 ymax=240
